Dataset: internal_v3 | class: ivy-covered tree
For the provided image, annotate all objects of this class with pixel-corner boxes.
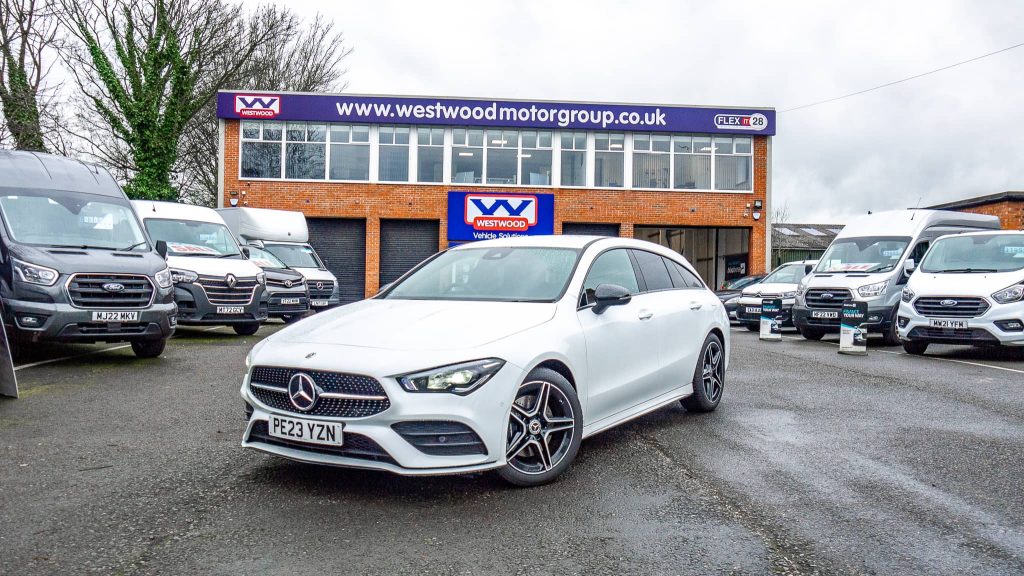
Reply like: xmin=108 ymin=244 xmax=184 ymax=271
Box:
xmin=59 ymin=0 xmax=296 ymax=200
xmin=0 ymin=0 xmax=60 ymax=152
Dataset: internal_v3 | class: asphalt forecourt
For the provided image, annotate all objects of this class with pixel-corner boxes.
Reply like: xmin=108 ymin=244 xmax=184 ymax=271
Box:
xmin=1 ymin=326 xmax=1021 ymax=575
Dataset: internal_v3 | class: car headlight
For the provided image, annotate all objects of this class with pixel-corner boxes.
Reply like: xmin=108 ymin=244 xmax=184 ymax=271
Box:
xmin=12 ymin=258 xmax=59 ymax=286
xmin=245 ymin=350 xmax=252 ymax=371
xmin=256 ymin=272 xmax=266 ymax=285
xmin=992 ymin=283 xmax=1024 ymax=304
xmin=901 ymin=287 xmax=915 ymax=303
xmin=726 ymin=295 xmax=740 ymax=304
xmin=170 ymin=268 xmax=198 ymax=284
xmin=857 ymin=280 xmax=888 ymax=298
xmin=396 ymin=358 xmax=505 ymax=395
xmin=781 ymin=291 xmax=796 ymax=299
xmin=154 ymin=267 xmax=172 ymax=289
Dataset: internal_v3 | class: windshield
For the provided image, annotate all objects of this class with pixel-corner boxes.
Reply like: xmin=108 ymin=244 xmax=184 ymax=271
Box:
xmin=264 ymin=243 xmax=323 ymax=268
xmin=385 ymin=247 xmax=580 ymax=302
xmin=0 ymin=189 xmax=148 ymax=251
xmin=816 ymin=236 xmax=911 ymax=273
xmin=247 ymin=246 xmax=287 ymax=269
xmin=723 ymin=275 xmax=760 ymax=290
xmin=920 ymin=234 xmax=1024 ymax=273
xmin=762 ymin=263 xmax=811 ymax=284
xmin=144 ymin=218 xmax=241 ymax=258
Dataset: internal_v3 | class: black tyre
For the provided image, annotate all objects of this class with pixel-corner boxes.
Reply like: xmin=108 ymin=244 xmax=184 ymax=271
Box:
xmin=498 ymin=367 xmax=583 ymax=487
xmin=233 ymin=323 xmax=260 ymax=336
xmin=798 ymin=326 xmax=825 ymax=341
xmin=282 ymin=314 xmax=305 ymax=324
xmin=745 ymin=322 xmax=759 ymax=332
xmin=681 ymin=333 xmax=725 ymax=413
xmin=131 ymin=338 xmax=166 ymax=358
xmin=902 ymin=340 xmax=928 ymax=355
xmin=881 ymin=311 xmax=901 ymax=346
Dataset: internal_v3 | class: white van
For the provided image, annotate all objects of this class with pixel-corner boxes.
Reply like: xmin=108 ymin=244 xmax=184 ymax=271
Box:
xmin=735 ymin=260 xmax=817 ymax=331
xmin=898 ymin=230 xmax=1024 ymax=354
xmin=134 ymin=201 xmax=268 ymax=335
xmin=217 ymin=207 xmax=340 ymax=309
xmin=793 ymin=210 xmax=1000 ymax=344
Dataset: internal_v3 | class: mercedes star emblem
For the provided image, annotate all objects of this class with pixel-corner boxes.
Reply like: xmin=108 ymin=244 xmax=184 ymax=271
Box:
xmin=287 ymin=372 xmax=319 ymax=411
xmin=316 ymin=281 xmax=324 ymax=290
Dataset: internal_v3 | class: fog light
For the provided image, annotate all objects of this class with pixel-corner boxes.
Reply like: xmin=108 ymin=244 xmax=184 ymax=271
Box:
xmin=16 ymin=314 xmax=45 ymax=328
xmin=994 ymin=319 xmax=1024 ymax=332
xmin=867 ymin=314 xmax=883 ymax=323
xmin=898 ymin=316 xmax=909 ymax=328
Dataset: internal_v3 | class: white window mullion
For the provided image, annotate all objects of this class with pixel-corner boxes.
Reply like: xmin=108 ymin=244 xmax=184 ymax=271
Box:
xmin=442 ymin=128 xmax=452 ymax=184
xmin=409 ymin=127 xmax=419 ymax=183
xmin=624 ymin=133 xmax=634 ymax=189
xmin=552 ymin=131 xmax=561 ymax=187
xmin=369 ymin=125 xmax=379 ymax=183
xmin=586 ymin=132 xmax=595 ymax=188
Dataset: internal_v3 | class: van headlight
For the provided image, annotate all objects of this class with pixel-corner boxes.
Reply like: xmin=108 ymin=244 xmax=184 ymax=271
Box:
xmin=857 ymin=280 xmax=888 ymax=298
xmin=396 ymin=359 xmax=505 ymax=395
xmin=256 ymin=272 xmax=266 ymax=285
xmin=992 ymin=283 xmax=1024 ymax=304
xmin=170 ymin=269 xmax=198 ymax=284
xmin=12 ymin=258 xmax=59 ymax=286
xmin=154 ymin=267 xmax=172 ymax=288
xmin=901 ymin=287 xmax=915 ymax=303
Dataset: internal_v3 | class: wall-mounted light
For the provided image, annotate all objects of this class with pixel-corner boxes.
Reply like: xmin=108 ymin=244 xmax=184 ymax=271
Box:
xmin=754 ymin=200 xmax=763 ymax=210
xmin=229 ymin=198 xmax=239 ymax=207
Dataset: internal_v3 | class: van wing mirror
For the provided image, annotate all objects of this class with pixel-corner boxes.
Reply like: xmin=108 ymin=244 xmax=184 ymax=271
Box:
xmin=592 ymin=283 xmax=632 ymax=314
xmin=155 ymin=240 xmax=168 ymax=259
xmin=903 ymin=259 xmax=916 ymax=275
xmin=241 ymin=246 xmax=251 ymax=258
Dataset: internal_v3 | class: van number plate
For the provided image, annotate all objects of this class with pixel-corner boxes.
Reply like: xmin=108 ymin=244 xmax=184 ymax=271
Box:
xmin=812 ymin=311 xmax=839 ymax=319
xmin=929 ymin=319 xmax=967 ymax=329
xmin=311 ymin=300 xmax=329 ymax=307
xmin=91 ymin=311 xmax=139 ymax=322
xmin=280 ymin=298 xmax=301 ymax=305
xmin=267 ymin=415 xmax=343 ymax=446
xmin=216 ymin=306 xmax=245 ymax=314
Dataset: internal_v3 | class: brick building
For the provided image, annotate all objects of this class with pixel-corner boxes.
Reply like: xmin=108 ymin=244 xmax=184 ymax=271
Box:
xmin=215 ymin=91 xmax=776 ymax=301
xmin=928 ymin=191 xmax=1024 ymax=230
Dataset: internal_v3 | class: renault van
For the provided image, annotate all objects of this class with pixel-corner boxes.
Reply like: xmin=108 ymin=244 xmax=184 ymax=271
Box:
xmin=217 ymin=207 xmax=340 ymax=309
xmin=735 ymin=260 xmax=816 ymax=331
xmin=0 ymin=151 xmax=175 ymax=357
xmin=898 ymin=230 xmax=1024 ymax=354
xmin=134 ymin=201 xmax=268 ymax=335
xmin=793 ymin=210 xmax=1000 ymax=344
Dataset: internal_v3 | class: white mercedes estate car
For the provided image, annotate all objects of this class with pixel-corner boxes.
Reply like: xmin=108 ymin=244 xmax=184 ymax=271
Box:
xmin=240 ymin=235 xmax=729 ymax=486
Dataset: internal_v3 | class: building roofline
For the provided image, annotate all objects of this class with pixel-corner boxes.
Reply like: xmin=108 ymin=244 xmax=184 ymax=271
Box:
xmin=927 ymin=191 xmax=1024 ymax=210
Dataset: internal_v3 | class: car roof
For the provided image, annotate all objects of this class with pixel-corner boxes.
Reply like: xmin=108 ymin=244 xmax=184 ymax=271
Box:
xmin=0 ymin=150 xmax=124 ymax=198
xmin=935 ymin=229 xmax=1024 ymax=238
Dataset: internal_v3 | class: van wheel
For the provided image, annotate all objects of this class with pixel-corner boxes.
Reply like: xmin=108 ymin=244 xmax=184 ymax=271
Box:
xmin=131 ymin=339 xmax=166 ymax=358
xmin=233 ymin=323 xmax=260 ymax=336
xmin=902 ymin=341 xmax=928 ymax=355
xmin=681 ymin=333 xmax=725 ymax=413
xmin=745 ymin=323 xmax=759 ymax=332
xmin=798 ymin=326 xmax=825 ymax=340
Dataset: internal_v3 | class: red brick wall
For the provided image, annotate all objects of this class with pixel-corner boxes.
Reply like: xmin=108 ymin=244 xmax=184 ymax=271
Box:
xmin=221 ymin=121 xmax=769 ymax=296
xmin=955 ymin=201 xmax=1024 ymax=230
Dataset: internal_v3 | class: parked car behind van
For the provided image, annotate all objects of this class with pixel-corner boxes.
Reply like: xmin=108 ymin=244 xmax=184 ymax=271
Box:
xmin=0 ymin=151 xmax=175 ymax=357
xmin=133 ymin=201 xmax=268 ymax=335
xmin=735 ymin=261 xmax=816 ymax=331
xmin=794 ymin=210 xmax=1000 ymax=344
xmin=898 ymin=230 xmax=1024 ymax=354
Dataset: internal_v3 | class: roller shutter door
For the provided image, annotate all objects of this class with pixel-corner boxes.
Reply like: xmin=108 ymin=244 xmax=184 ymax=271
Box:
xmin=379 ymin=219 xmax=440 ymax=286
xmin=562 ymin=222 xmax=620 ymax=237
xmin=306 ymin=218 xmax=366 ymax=303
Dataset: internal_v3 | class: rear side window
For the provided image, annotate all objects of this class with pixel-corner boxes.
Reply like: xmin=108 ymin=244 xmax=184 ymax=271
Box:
xmin=668 ymin=260 xmax=704 ymax=289
xmin=581 ymin=249 xmax=640 ymax=306
xmin=632 ymin=250 xmax=673 ymax=291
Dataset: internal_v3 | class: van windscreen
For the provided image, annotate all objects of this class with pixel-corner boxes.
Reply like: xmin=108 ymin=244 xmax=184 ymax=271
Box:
xmin=920 ymin=234 xmax=1024 ymax=273
xmin=0 ymin=190 xmax=148 ymax=251
xmin=144 ymin=219 xmax=241 ymax=258
xmin=815 ymin=236 xmax=911 ymax=273
xmin=264 ymin=244 xmax=323 ymax=268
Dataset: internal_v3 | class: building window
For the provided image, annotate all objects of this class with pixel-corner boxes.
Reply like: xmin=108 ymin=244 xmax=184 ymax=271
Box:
xmin=520 ymin=130 xmax=552 ymax=185
xmin=378 ymin=125 xmax=410 ymax=182
xmin=714 ymin=136 xmax=752 ymax=191
xmin=452 ymin=128 xmax=483 ymax=183
xmin=417 ymin=127 xmax=444 ymax=183
xmin=632 ymin=133 xmax=670 ymax=189
xmin=594 ymin=132 xmax=624 ymax=187
xmin=328 ymin=124 xmax=369 ymax=180
xmin=673 ymin=135 xmax=711 ymax=190
xmin=486 ymin=129 xmax=518 ymax=184
xmin=284 ymin=122 xmax=326 ymax=180
xmin=240 ymin=120 xmax=283 ymax=179
xmin=560 ymin=131 xmax=586 ymax=187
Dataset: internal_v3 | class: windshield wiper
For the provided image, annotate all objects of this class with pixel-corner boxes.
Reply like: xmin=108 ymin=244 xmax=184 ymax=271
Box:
xmin=934 ymin=268 xmax=998 ymax=273
xmin=118 ymin=241 xmax=148 ymax=252
xmin=46 ymin=244 xmax=116 ymax=251
xmin=216 ymin=253 xmax=240 ymax=258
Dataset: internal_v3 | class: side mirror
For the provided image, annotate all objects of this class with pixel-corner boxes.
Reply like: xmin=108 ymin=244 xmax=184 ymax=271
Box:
xmin=903 ymin=259 xmax=916 ymax=275
xmin=241 ymin=246 xmax=251 ymax=258
xmin=155 ymin=240 xmax=168 ymax=259
xmin=592 ymin=283 xmax=632 ymax=314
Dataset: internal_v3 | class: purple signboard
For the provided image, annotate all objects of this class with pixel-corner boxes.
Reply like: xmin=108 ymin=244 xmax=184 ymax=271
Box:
xmin=218 ymin=92 xmax=776 ymax=135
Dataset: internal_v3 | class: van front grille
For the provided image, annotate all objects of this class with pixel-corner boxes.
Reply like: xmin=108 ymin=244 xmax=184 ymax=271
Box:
xmin=804 ymin=288 xmax=852 ymax=309
xmin=196 ymin=275 xmax=257 ymax=305
xmin=913 ymin=297 xmax=989 ymax=318
xmin=67 ymin=274 xmax=154 ymax=309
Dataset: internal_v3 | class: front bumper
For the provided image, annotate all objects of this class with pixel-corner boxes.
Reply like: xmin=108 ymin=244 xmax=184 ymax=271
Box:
xmin=267 ymin=290 xmax=310 ymax=317
xmin=735 ymin=297 xmax=795 ymax=326
xmin=897 ymin=300 xmax=1024 ymax=346
xmin=793 ymin=302 xmax=895 ymax=333
xmin=4 ymin=296 xmax=175 ymax=343
xmin=173 ymin=283 xmax=268 ymax=325
xmin=239 ymin=363 xmax=523 ymax=475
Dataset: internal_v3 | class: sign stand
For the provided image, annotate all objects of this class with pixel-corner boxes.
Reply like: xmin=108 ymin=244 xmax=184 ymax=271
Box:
xmin=839 ymin=301 xmax=868 ymax=356
xmin=759 ymin=298 xmax=783 ymax=341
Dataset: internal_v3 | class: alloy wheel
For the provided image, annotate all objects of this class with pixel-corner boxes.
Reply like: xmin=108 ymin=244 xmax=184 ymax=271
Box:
xmin=701 ymin=341 xmax=724 ymax=403
xmin=506 ymin=380 xmax=576 ymax=475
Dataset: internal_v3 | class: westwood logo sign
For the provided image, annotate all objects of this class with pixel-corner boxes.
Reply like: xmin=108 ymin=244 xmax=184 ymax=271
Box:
xmin=448 ymin=192 xmax=554 ymax=241
xmin=235 ymin=95 xmax=280 ymax=118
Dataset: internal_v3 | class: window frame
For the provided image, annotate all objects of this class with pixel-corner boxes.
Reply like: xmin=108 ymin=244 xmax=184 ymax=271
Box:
xmin=577 ymin=247 xmax=642 ymax=309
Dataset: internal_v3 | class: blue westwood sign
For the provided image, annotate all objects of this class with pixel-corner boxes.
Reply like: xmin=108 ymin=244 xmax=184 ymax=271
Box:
xmin=447 ymin=192 xmax=555 ymax=242
xmin=217 ymin=92 xmax=776 ymax=135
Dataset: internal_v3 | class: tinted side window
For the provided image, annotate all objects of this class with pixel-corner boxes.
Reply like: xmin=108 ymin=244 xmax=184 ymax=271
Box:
xmin=581 ymin=249 xmax=640 ymax=306
xmin=673 ymin=261 xmax=705 ymax=288
xmin=632 ymin=250 xmax=673 ymax=291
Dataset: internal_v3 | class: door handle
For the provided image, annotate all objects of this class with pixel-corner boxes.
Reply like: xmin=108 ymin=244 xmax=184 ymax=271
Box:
xmin=638 ymin=310 xmax=654 ymax=320
xmin=689 ymin=302 xmax=703 ymax=310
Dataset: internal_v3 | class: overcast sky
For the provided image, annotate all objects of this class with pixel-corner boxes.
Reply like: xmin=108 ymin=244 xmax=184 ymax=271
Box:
xmin=290 ymin=0 xmax=1023 ymax=224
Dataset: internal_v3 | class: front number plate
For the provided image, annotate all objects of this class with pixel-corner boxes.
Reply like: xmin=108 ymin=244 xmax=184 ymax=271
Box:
xmin=280 ymin=298 xmax=301 ymax=305
xmin=745 ymin=306 xmax=761 ymax=314
xmin=216 ymin=306 xmax=245 ymax=314
xmin=812 ymin=311 xmax=839 ymax=319
xmin=929 ymin=319 xmax=967 ymax=329
xmin=311 ymin=300 xmax=329 ymax=307
xmin=268 ymin=415 xmax=343 ymax=446
xmin=91 ymin=311 xmax=139 ymax=322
